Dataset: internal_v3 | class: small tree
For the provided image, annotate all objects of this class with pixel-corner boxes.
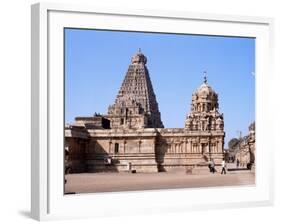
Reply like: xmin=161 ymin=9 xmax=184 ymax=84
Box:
xmin=228 ymin=138 xmax=239 ymax=149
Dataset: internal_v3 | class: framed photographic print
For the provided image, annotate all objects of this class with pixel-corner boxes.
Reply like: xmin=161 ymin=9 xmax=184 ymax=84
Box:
xmin=31 ymin=2 xmax=274 ymax=221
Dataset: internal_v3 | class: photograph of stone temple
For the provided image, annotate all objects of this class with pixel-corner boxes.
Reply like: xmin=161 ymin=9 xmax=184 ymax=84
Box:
xmin=64 ymin=29 xmax=255 ymax=193
xmin=65 ymin=50 xmax=225 ymax=174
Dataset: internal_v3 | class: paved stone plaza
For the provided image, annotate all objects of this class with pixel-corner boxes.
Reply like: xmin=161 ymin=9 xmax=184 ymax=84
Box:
xmin=64 ymin=168 xmax=255 ymax=194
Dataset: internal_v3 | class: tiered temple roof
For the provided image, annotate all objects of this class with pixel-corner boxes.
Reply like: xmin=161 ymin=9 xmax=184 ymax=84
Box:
xmin=107 ymin=49 xmax=164 ymax=129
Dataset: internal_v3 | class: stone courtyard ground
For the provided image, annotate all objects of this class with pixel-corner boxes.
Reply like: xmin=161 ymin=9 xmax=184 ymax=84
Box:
xmin=65 ymin=165 xmax=255 ymax=194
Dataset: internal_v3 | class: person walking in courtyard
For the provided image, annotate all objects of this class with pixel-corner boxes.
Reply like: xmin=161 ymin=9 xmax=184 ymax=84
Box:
xmin=221 ymin=159 xmax=227 ymax=175
xmin=236 ymin=158 xmax=240 ymax=168
xmin=127 ymin=162 xmax=132 ymax=173
xmin=210 ymin=159 xmax=215 ymax=174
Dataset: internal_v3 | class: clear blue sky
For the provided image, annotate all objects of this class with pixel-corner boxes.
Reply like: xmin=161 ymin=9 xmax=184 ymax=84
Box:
xmin=65 ymin=28 xmax=255 ymax=146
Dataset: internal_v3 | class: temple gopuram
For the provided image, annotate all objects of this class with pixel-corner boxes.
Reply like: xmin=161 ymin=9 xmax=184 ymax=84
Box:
xmin=65 ymin=50 xmax=225 ymax=173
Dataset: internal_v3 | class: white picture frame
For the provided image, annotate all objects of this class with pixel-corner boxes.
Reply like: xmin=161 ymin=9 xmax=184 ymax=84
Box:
xmin=31 ymin=2 xmax=274 ymax=221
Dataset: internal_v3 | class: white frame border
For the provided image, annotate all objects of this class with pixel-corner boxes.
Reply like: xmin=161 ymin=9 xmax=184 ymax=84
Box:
xmin=31 ymin=2 xmax=274 ymax=221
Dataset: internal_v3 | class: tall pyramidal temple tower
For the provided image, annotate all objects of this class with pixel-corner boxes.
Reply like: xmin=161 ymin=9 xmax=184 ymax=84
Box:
xmin=107 ymin=49 xmax=164 ymax=129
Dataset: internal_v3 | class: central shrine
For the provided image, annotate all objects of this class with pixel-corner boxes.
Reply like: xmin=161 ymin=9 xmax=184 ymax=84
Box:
xmin=65 ymin=50 xmax=225 ymax=173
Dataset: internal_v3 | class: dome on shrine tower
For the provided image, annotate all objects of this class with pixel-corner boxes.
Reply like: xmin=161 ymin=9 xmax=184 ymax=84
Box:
xmin=191 ymin=74 xmax=219 ymax=112
xmin=193 ymin=75 xmax=218 ymax=102
xmin=131 ymin=48 xmax=147 ymax=65
xmin=195 ymin=76 xmax=217 ymax=100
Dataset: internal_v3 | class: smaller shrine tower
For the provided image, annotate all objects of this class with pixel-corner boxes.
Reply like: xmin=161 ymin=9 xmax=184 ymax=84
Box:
xmin=185 ymin=73 xmax=224 ymax=132
xmin=183 ymin=73 xmax=225 ymax=162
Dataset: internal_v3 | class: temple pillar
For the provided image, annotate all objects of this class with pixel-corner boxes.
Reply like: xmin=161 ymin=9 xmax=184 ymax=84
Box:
xmin=123 ymin=139 xmax=126 ymax=153
xmin=108 ymin=140 xmax=112 ymax=154
xmin=218 ymin=139 xmax=223 ymax=153
xmin=138 ymin=139 xmax=142 ymax=153
xmin=198 ymin=138 xmax=201 ymax=154
xmin=152 ymin=138 xmax=156 ymax=153
xmin=184 ymin=139 xmax=187 ymax=153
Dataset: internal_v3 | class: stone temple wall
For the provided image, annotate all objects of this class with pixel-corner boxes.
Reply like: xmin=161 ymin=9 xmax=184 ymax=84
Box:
xmin=65 ymin=127 xmax=224 ymax=173
xmin=84 ymin=129 xmax=158 ymax=172
xmin=155 ymin=129 xmax=224 ymax=172
xmin=65 ymin=137 xmax=87 ymax=173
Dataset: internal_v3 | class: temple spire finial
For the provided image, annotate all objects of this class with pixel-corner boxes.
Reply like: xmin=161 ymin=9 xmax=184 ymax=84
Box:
xmin=132 ymin=48 xmax=147 ymax=64
xmin=203 ymin=71 xmax=207 ymax=84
